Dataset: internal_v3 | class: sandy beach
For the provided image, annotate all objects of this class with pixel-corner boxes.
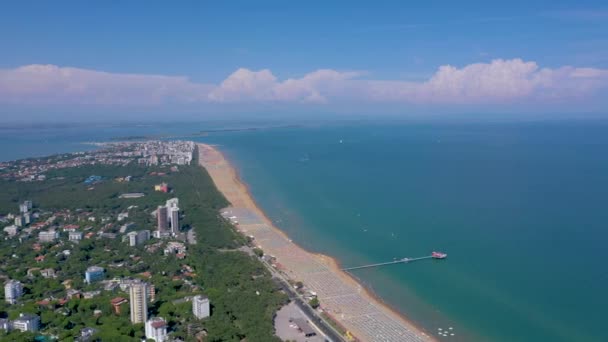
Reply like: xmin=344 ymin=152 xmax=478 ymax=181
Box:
xmin=198 ymin=143 xmax=434 ymax=342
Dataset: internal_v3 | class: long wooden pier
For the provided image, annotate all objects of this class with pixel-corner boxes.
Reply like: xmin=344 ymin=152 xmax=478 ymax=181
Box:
xmin=341 ymin=255 xmax=438 ymax=271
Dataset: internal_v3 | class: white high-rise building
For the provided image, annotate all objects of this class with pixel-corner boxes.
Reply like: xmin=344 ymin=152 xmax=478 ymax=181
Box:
xmin=5 ymin=280 xmax=23 ymax=304
xmin=165 ymin=198 xmax=179 ymax=221
xmin=192 ymin=295 xmax=210 ymax=319
xmin=23 ymin=212 xmax=31 ymax=225
xmin=145 ymin=317 xmax=168 ymax=342
xmin=170 ymin=207 xmax=179 ymax=235
xmin=166 ymin=198 xmax=179 ymax=209
xmin=130 ymin=282 xmax=148 ymax=324
xmin=19 ymin=201 xmax=31 ymax=214
xmin=127 ymin=231 xmax=138 ymax=246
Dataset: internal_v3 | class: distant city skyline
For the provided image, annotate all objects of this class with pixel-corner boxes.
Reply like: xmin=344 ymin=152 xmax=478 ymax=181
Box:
xmin=1 ymin=1 xmax=607 ymax=121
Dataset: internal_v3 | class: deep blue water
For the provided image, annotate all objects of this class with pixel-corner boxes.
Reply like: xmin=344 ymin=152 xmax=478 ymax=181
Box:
xmin=2 ymin=120 xmax=607 ymax=341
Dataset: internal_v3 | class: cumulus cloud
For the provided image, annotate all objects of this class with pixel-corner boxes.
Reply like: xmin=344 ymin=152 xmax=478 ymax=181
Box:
xmin=0 ymin=64 xmax=212 ymax=105
xmin=365 ymin=59 xmax=608 ymax=103
xmin=208 ymin=68 xmax=361 ymax=103
xmin=1 ymin=59 xmax=607 ymax=107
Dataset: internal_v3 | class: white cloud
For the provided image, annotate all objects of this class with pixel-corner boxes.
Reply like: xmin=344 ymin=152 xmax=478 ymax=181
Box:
xmin=364 ymin=59 xmax=608 ymax=103
xmin=1 ymin=59 xmax=607 ymax=108
xmin=0 ymin=64 xmax=212 ymax=105
xmin=208 ymin=68 xmax=360 ymax=103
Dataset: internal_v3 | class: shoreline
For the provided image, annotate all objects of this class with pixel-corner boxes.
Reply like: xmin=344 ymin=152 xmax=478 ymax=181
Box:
xmin=198 ymin=143 xmax=435 ymax=342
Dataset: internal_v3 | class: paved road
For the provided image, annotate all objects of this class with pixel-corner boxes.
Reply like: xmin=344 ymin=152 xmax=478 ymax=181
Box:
xmin=274 ymin=276 xmax=345 ymax=342
xmin=241 ymin=244 xmax=345 ymax=342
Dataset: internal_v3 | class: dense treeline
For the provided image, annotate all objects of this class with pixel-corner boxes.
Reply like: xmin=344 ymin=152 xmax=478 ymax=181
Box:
xmin=0 ymin=147 xmax=287 ymax=341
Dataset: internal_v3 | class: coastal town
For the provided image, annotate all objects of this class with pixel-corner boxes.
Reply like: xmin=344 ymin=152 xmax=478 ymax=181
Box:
xmin=0 ymin=141 xmax=210 ymax=341
xmin=0 ymin=140 xmax=345 ymax=342
xmin=0 ymin=140 xmax=195 ymax=182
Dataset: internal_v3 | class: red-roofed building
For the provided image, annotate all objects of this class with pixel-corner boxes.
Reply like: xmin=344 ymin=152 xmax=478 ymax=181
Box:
xmin=63 ymin=224 xmax=80 ymax=231
xmin=35 ymin=255 xmax=45 ymax=262
xmin=111 ymin=297 xmax=128 ymax=314
xmin=154 ymin=182 xmax=169 ymax=193
xmin=145 ymin=317 xmax=168 ymax=341
xmin=139 ymin=271 xmax=152 ymax=279
xmin=151 ymin=320 xmax=166 ymax=329
xmin=31 ymin=222 xmax=47 ymax=229
xmin=36 ymin=299 xmax=51 ymax=306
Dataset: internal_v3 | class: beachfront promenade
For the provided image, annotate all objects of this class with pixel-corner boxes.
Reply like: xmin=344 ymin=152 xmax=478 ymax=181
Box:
xmin=198 ymin=144 xmax=431 ymax=342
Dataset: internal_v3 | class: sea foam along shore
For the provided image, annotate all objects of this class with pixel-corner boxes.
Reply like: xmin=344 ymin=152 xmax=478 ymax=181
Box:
xmin=198 ymin=143 xmax=435 ymax=342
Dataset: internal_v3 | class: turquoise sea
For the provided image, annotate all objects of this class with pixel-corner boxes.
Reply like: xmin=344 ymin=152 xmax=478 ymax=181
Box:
xmin=2 ymin=120 xmax=607 ymax=341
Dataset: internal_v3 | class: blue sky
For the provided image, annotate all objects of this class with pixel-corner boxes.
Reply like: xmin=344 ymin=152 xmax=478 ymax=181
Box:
xmin=1 ymin=1 xmax=607 ymax=122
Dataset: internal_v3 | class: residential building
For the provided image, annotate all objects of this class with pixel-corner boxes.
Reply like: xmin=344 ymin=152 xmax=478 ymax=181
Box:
xmin=148 ymin=284 xmax=156 ymax=303
xmin=117 ymin=212 xmax=129 ymax=221
xmin=3 ymin=225 xmax=18 ymax=237
xmin=164 ymin=242 xmax=186 ymax=256
xmin=38 ymin=229 xmax=59 ymax=242
xmin=19 ymin=201 xmax=32 ymax=214
xmin=126 ymin=231 xmax=139 ymax=246
xmin=110 ymin=297 xmax=128 ymax=315
xmin=40 ymin=268 xmax=56 ymax=279
xmin=157 ymin=206 xmax=168 ymax=232
xmin=166 ymin=198 xmax=179 ymax=210
xmin=154 ymin=183 xmax=169 ymax=193
xmin=129 ymin=282 xmax=148 ymax=323
xmin=67 ymin=289 xmax=82 ymax=299
xmin=69 ymin=231 xmax=83 ymax=242
xmin=119 ymin=192 xmax=145 ymax=199
xmin=192 ymin=295 xmax=210 ymax=319
xmin=85 ymin=266 xmax=105 ymax=284
xmin=5 ymin=280 xmax=23 ymax=304
xmin=82 ymin=291 xmax=100 ymax=299
xmin=145 ymin=317 xmax=168 ymax=342
xmin=12 ymin=313 xmax=40 ymax=332
xmin=170 ymin=207 xmax=179 ymax=235
xmin=23 ymin=212 xmax=31 ymax=225
xmin=127 ymin=230 xmax=150 ymax=246
xmin=78 ymin=327 xmax=98 ymax=342
xmin=0 ymin=318 xmax=9 ymax=331
xmin=14 ymin=216 xmax=23 ymax=227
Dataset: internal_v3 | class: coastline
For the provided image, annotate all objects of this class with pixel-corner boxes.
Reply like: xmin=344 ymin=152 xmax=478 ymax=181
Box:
xmin=198 ymin=143 xmax=435 ymax=342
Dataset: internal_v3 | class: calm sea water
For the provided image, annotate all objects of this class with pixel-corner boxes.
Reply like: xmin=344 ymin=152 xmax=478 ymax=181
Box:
xmin=199 ymin=122 xmax=608 ymax=342
xmin=2 ymin=120 xmax=607 ymax=341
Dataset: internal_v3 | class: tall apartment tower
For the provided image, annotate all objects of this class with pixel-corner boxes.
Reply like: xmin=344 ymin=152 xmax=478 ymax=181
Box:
xmin=165 ymin=198 xmax=179 ymax=210
xmin=192 ymin=295 xmax=210 ymax=319
xmin=170 ymin=207 xmax=179 ymax=235
xmin=156 ymin=206 xmax=168 ymax=233
xmin=129 ymin=282 xmax=148 ymax=324
xmin=5 ymin=280 xmax=23 ymax=304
